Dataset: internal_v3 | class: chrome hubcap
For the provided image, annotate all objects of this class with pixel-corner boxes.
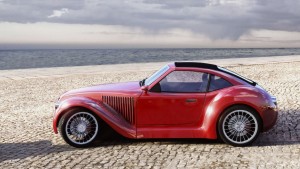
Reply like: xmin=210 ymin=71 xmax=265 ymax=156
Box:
xmin=223 ymin=110 xmax=258 ymax=144
xmin=65 ymin=112 xmax=98 ymax=145
xmin=77 ymin=123 xmax=87 ymax=133
xmin=234 ymin=122 xmax=245 ymax=132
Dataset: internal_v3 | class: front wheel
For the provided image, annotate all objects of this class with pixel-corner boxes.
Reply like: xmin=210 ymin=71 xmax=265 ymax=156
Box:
xmin=59 ymin=109 xmax=100 ymax=148
xmin=218 ymin=105 xmax=262 ymax=147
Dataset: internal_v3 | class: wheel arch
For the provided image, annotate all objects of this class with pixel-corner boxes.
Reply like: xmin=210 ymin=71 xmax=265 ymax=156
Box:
xmin=201 ymin=88 xmax=265 ymax=139
xmin=56 ymin=106 xmax=102 ymax=128
xmin=53 ymin=97 xmax=137 ymax=138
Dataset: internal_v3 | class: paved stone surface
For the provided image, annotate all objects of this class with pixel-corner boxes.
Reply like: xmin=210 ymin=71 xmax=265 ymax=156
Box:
xmin=0 ymin=61 xmax=300 ymax=168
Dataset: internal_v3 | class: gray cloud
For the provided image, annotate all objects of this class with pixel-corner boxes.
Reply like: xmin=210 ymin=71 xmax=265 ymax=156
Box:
xmin=0 ymin=0 xmax=300 ymax=39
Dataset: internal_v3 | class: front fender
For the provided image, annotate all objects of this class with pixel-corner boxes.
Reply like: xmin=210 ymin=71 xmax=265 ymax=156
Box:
xmin=53 ymin=97 xmax=136 ymax=138
xmin=201 ymin=86 xmax=267 ymax=139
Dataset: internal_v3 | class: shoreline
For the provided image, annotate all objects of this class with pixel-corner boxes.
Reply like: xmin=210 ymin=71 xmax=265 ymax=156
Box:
xmin=0 ymin=55 xmax=300 ymax=81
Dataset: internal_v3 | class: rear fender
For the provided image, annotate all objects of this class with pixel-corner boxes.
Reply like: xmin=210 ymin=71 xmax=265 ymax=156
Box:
xmin=201 ymin=86 xmax=265 ymax=139
xmin=53 ymin=97 xmax=136 ymax=138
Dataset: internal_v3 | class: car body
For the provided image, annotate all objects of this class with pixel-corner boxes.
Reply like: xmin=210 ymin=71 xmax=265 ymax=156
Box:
xmin=53 ymin=62 xmax=278 ymax=147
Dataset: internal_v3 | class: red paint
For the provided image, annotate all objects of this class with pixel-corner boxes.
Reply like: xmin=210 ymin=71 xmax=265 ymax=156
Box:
xmin=53 ymin=63 xmax=278 ymax=140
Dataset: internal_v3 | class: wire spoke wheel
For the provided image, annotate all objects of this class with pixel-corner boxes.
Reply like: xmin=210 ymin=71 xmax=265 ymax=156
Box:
xmin=218 ymin=105 xmax=262 ymax=146
xmin=222 ymin=109 xmax=258 ymax=145
xmin=65 ymin=112 xmax=99 ymax=145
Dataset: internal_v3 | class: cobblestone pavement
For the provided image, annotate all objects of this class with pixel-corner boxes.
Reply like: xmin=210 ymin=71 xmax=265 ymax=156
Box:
xmin=0 ymin=62 xmax=300 ymax=168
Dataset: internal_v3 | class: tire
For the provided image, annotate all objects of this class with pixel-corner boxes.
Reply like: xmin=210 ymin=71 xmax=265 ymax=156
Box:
xmin=217 ymin=105 xmax=262 ymax=147
xmin=58 ymin=109 xmax=100 ymax=148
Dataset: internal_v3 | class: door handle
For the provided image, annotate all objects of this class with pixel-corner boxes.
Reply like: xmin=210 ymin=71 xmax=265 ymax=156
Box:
xmin=186 ymin=98 xmax=197 ymax=103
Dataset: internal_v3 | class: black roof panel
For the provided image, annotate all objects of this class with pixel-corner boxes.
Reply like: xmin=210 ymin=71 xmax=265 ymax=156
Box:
xmin=175 ymin=62 xmax=219 ymax=70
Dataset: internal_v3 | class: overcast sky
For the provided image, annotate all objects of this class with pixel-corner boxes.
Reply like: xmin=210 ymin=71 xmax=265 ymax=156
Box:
xmin=0 ymin=0 xmax=300 ymax=49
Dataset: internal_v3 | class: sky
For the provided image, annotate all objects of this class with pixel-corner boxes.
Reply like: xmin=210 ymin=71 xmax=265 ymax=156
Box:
xmin=0 ymin=0 xmax=300 ymax=49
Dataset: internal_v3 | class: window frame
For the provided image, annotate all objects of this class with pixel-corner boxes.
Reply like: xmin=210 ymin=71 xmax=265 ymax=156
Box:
xmin=149 ymin=70 xmax=210 ymax=93
xmin=206 ymin=74 xmax=233 ymax=92
xmin=149 ymin=71 xmax=234 ymax=93
xmin=145 ymin=65 xmax=170 ymax=86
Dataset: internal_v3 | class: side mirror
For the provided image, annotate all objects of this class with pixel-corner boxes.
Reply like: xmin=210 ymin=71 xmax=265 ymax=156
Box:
xmin=141 ymin=85 xmax=149 ymax=92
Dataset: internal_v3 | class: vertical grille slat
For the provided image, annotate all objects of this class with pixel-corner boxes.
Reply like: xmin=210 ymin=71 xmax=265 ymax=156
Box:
xmin=130 ymin=98 xmax=133 ymax=123
xmin=125 ymin=97 xmax=129 ymax=121
xmin=102 ymin=96 xmax=135 ymax=125
xmin=125 ymin=98 xmax=128 ymax=121
xmin=122 ymin=97 xmax=125 ymax=120
xmin=122 ymin=97 xmax=126 ymax=120
xmin=128 ymin=98 xmax=131 ymax=123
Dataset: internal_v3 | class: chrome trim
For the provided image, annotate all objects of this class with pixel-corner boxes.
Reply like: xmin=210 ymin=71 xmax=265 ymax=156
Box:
xmin=271 ymin=96 xmax=277 ymax=106
xmin=102 ymin=96 xmax=135 ymax=125
xmin=55 ymin=102 xmax=60 ymax=110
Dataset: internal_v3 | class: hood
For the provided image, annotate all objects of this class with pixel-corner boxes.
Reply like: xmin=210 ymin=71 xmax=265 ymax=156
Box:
xmin=63 ymin=81 xmax=141 ymax=96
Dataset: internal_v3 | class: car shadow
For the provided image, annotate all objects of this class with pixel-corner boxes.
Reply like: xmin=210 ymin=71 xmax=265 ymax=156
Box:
xmin=94 ymin=137 xmax=223 ymax=147
xmin=0 ymin=140 xmax=74 ymax=163
xmin=95 ymin=135 xmax=299 ymax=148
xmin=252 ymin=131 xmax=300 ymax=147
xmin=252 ymin=108 xmax=300 ymax=147
xmin=253 ymin=140 xmax=300 ymax=147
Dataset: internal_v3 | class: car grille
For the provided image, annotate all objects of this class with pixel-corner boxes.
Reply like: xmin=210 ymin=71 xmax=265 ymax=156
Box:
xmin=102 ymin=96 xmax=135 ymax=125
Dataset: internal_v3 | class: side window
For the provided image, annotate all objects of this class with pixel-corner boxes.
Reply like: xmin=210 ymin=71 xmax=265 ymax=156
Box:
xmin=208 ymin=75 xmax=232 ymax=92
xmin=156 ymin=71 xmax=209 ymax=93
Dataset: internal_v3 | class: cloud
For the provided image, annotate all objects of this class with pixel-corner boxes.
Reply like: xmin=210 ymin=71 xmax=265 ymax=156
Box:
xmin=0 ymin=0 xmax=300 ymax=40
xmin=47 ymin=8 xmax=69 ymax=18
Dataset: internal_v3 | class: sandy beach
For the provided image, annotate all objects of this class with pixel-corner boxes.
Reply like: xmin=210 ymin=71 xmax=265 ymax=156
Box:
xmin=0 ymin=56 xmax=300 ymax=168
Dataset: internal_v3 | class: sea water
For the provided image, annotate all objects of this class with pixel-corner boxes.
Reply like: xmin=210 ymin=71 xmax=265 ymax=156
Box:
xmin=0 ymin=48 xmax=300 ymax=70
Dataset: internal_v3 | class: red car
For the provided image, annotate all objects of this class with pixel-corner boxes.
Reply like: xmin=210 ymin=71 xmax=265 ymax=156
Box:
xmin=53 ymin=62 xmax=278 ymax=147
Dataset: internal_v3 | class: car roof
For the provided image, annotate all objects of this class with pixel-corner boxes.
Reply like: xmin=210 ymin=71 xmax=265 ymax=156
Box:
xmin=174 ymin=62 xmax=256 ymax=86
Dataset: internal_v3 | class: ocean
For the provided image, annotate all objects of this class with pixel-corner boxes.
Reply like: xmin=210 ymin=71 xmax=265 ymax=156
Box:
xmin=0 ymin=48 xmax=300 ymax=70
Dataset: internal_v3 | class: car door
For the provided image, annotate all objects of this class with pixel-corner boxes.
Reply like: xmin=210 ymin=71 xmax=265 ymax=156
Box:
xmin=137 ymin=70 xmax=209 ymax=126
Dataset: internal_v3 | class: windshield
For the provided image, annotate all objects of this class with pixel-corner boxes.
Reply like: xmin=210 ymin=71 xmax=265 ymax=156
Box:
xmin=144 ymin=65 xmax=169 ymax=86
xmin=218 ymin=66 xmax=256 ymax=86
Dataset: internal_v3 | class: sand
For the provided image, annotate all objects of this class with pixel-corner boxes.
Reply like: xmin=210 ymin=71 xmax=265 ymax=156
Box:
xmin=0 ymin=57 xmax=299 ymax=168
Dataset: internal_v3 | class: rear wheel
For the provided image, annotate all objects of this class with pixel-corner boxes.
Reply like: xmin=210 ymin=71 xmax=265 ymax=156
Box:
xmin=218 ymin=105 xmax=262 ymax=147
xmin=59 ymin=109 xmax=100 ymax=148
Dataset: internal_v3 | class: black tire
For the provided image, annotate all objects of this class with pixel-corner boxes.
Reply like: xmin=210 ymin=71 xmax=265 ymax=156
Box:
xmin=217 ymin=105 xmax=262 ymax=147
xmin=58 ymin=109 xmax=100 ymax=148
